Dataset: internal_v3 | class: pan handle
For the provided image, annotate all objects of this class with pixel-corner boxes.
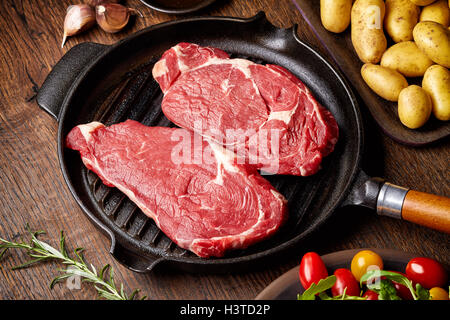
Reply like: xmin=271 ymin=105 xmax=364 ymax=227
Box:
xmin=36 ymin=42 xmax=107 ymax=121
xmin=109 ymin=239 xmax=165 ymax=273
xmin=377 ymin=183 xmax=450 ymax=234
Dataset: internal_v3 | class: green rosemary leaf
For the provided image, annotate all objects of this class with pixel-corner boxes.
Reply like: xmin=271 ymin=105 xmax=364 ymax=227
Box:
xmin=109 ymin=267 xmax=116 ymax=290
xmin=74 ymin=247 xmax=85 ymax=264
xmin=0 ymin=247 xmax=8 ymax=260
xmin=129 ymin=289 xmax=140 ymax=300
xmin=59 ymin=232 xmax=68 ymax=258
xmin=0 ymin=225 xmax=147 ymax=300
xmin=99 ymin=264 xmax=110 ymax=280
xmin=50 ymin=273 xmax=72 ymax=289
xmin=11 ymin=257 xmax=51 ymax=270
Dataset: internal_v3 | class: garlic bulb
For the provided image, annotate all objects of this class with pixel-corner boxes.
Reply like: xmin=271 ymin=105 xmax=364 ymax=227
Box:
xmin=62 ymin=4 xmax=96 ymax=48
xmin=95 ymin=3 xmax=142 ymax=34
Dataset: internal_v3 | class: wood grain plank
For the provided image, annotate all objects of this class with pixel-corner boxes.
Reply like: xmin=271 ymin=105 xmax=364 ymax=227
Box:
xmin=0 ymin=0 xmax=448 ymax=300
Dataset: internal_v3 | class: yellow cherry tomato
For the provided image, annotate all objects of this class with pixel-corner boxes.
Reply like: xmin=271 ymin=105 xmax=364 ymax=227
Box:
xmin=351 ymin=250 xmax=384 ymax=282
xmin=429 ymin=287 xmax=450 ymax=300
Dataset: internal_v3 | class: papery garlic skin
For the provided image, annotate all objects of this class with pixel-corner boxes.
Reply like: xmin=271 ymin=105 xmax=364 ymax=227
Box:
xmin=95 ymin=3 xmax=141 ymax=34
xmin=62 ymin=4 xmax=96 ymax=48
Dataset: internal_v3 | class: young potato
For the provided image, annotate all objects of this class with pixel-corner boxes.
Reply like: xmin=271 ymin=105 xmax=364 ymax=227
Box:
xmin=361 ymin=63 xmax=409 ymax=101
xmin=351 ymin=0 xmax=387 ymax=63
xmin=320 ymin=0 xmax=352 ymax=33
xmin=422 ymin=65 xmax=450 ymax=120
xmin=410 ymin=0 xmax=437 ymax=5
xmin=413 ymin=21 xmax=450 ymax=68
xmin=398 ymin=85 xmax=432 ymax=129
xmin=380 ymin=41 xmax=434 ymax=77
xmin=420 ymin=0 xmax=450 ymax=27
xmin=385 ymin=0 xmax=420 ymax=42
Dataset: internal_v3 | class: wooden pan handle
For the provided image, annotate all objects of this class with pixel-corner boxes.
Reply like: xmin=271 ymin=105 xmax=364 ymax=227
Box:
xmin=377 ymin=183 xmax=450 ymax=234
xmin=402 ymin=190 xmax=450 ymax=234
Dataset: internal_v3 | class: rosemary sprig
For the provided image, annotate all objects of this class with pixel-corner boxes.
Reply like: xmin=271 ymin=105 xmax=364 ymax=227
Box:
xmin=0 ymin=225 xmax=146 ymax=300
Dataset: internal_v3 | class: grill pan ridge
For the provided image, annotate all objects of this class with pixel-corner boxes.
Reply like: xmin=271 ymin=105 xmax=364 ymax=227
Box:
xmin=38 ymin=12 xmax=363 ymax=273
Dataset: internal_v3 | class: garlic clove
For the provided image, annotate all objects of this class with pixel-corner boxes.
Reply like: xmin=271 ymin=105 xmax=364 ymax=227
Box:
xmin=95 ymin=3 xmax=142 ymax=34
xmin=84 ymin=0 xmax=121 ymax=7
xmin=62 ymin=4 xmax=96 ymax=48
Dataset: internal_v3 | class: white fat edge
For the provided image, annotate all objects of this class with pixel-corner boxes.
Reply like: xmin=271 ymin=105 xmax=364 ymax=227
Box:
xmin=206 ymin=138 xmax=240 ymax=186
xmin=266 ymin=66 xmax=332 ymax=127
xmin=180 ymin=55 xmax=256 ymax=79
xmin=221 ymin=78 xmax=230 ymax=92
xmin=270 ymin=189 xmax=288 ymax=204
xmin=266 ymin=109 xmax=295 ymax=125
xmin=152 ymin=58 xmax=169 ymax=79
xmin=172 ymin=44 xmax=189 ymax=72
xmin=207 ymin=139 xmax=240 ymax=173
xmin=77 ymin=122 xmax=104 ymax=142
xmin=262 ymin=66 xmax=308 ymax=123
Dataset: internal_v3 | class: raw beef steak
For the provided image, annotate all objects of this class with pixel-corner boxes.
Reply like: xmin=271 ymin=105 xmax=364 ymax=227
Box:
xmin=153 ymin=42 xmax=339 ymax=176
xmin=66 ymin=120 xmax=288 ymax=258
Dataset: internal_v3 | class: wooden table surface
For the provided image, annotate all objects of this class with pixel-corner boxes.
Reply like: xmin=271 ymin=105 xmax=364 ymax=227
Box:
xmin=0 ymin=0 xmax=449 ymax=300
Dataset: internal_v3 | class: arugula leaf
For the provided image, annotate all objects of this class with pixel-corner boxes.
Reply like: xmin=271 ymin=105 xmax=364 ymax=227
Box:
xmin=360 ymin=269 xmax=431 ymax=300
xmin=367 ymin=279 xmax=401 ymax=300
xmin=297 ymin=275 xmax=336 ymax=300
xmin=416 ymin=283 xmax=430 ymax=300
xmin=360 ymin=270 xmax=406 ymax=286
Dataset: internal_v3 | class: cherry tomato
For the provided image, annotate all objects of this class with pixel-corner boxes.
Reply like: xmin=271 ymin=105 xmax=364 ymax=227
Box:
xmin=406 ymin=257 xmax=448 ymax=289
xmin=363 ymin=290 xmax=379 ymax=300
xmin=351 ymin=250 xmax=384 ymax=282
xmin=331 ymin=268 xmax=361 ymax=297
xmin=429 ymin=287 xmax=449 ymax=300
xmin=299 ymin=252 xmax=328 ymax=290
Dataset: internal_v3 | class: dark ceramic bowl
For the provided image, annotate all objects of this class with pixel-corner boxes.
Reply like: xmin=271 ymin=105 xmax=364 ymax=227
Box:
xmin=255 ymin=248 xmax=417 ymax=300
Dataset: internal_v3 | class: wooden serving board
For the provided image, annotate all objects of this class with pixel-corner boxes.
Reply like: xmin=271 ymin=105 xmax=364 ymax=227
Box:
xmin=292 ymin=0 xmax=450 ymax=147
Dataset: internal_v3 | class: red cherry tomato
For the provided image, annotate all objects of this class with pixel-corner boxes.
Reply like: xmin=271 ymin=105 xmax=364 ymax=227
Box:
xmin=331 ymin=268 xmax=361 ymax=297
xmin=406 ymin=257 xmax=448 ymax=289
xmin=299 ymin=252 xmax=328 ymax=290
xmin=363 ymin=290 xmax=379 ymax=300
xmin=390 ymin=271 xmax=414 ymax=300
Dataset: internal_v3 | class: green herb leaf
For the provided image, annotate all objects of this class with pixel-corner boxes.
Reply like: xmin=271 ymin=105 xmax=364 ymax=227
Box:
xmin=297 ymin=275 xmax=336 ymax=300
xmin=416 ymin=283 xmax=430 ymax=300
xmin=360 ymin=270 xmax=405 ymax=286
xmin=367 ymin=279 xmax=401 ymax=300
xmin=0 ymin=225 xmax=147 ymax=300
xmin=360 ymin=269 xmax=430 ymax=300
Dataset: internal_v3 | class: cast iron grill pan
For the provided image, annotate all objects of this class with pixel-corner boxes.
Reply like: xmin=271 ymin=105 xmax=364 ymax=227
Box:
xmin=37 ymin=13 xmax=363 ymax=273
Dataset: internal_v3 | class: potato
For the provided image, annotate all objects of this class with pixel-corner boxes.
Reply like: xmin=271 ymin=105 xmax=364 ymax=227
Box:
xmin=413 ymin=21 xmax=450 ymax=68
xmin=420 ymin=0 xmax=450 ymax=27
xmin=351 ymin=0 xmax=387 ymax=63
xmin=380 ymin=41 xmax=434 ymax=77
xmin=410 ymin=0 xmax=437 ymax=5
xmin=385 ymin=0 xmax=420 ymax=42
xmin=320 ymin=0 xmax=352 ymax=33
xmin=422 ymin=65 xmax=450 ymax=120
xmin=361 ymin=64 xmax=408 ymax=101
xmin=398 ymin=85 xmax=432 ymax=129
